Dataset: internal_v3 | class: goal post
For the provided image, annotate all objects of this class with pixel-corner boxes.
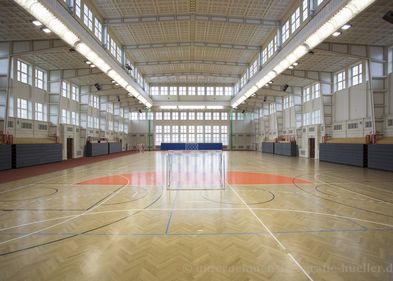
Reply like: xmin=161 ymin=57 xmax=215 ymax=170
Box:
xmin=166 ymin=150 xmax=225 ymax=190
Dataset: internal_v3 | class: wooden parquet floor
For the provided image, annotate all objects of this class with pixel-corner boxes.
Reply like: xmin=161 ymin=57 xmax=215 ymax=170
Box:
xmin=0 ymin=151 xmax=393 ymax=281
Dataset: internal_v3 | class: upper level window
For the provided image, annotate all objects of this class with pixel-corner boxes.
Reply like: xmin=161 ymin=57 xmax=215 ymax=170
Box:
xmin=161 ymin=86 xmax=168 ymax=95
xmin=291 ymin=8 xmax=300 ymax=32
xmin=336 ymin=70 xmax=346 ymax=91
xmin=262 ymin=48 xmax=268 ymax=64
xmin=224 ymin=87 xmax=233 ymax=96
xmin=155 ymin=112 xmax=162 ymax=120
xmin=62 ymin=81 xmax=70 ymax=98
xmin=83 ymin=5 xmax=93 ymax=31
xmin=180 ymin=112 xmax=187 ymax=120
xmin=71 ymin=85 xmax=79 ymax=101
xmin=17 ymin=60 xmax=31 ymax=85
xmin=216 ymin=87 xmax=223 ymax=96
xmin=302 ymin=0 xmax=309 ymax=21
xmin=312 ymin=83 xmax=320 ymax=99
xmin=35 ymin=68 xmax=46 ymax=90
xmin=151 ymin=86 xmax=159 ymax=95
xmin=221 ymin=112 xmax=228 ymax=120
xmin=17 ymin=98 xmax=28 ymax=119
xmin=281 ymin=21 xmax=290 ymax=43
xmin=35 ymin=102 xmax=46 ymax=121
xmin=94 ymin=18 xmax=102 ymax=41
xmin=179 ymin=87 xmax=186 ymax=96
xmin=303 ymin=86 xmax=311 ymax=102
xmin=188 ymin=86 xmax=196 ymax=95
xmin=267 ymin=40 xmax=274 ymax=58
xmin=197 ymin=87 xmax=205 ymax=96
xmin=169 ymin=86 xmax=177 ymax=95
xmin=206 ymin=87 xmax=214 ymax=96
xmin=351 ymin=63 xmax=363 ymax=86
xmin=188 ymin=112 xmax=195 ymax=120
xmin=75 ymin=0 xmax=81 ymax=17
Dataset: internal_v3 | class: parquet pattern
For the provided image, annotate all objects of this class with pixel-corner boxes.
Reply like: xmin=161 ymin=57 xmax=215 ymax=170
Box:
xmin=0 ymin=151 xmax=392 ymax=280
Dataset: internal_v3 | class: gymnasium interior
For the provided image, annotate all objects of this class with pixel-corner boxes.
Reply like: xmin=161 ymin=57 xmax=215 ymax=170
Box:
xmin=0 ymin=0 xmax=393 ymax=280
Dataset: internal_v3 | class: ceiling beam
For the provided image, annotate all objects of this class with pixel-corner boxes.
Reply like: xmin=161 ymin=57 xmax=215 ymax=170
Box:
xmin=144 ymin=72 xmax=240 ymax=78
xmin=136 ymin=60 xmax=247 ymax=67
xmin=124 ymin=41 xmax=260 ymax=51
xmin=105 ymin=14 xmax=279 ymax=27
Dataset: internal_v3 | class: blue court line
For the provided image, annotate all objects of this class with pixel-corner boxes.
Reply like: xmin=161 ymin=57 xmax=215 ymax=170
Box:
xmin=165 ymin=191 xmax=178 ymax=235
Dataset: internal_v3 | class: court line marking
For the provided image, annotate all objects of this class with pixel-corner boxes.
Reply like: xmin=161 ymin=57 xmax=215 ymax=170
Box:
xmin=1 ymin=206 xmax=393 ymax=233
xmin=165 ymin=191 xmax=178 ymax=235
xmin=0 ymin=175 xmax=130 ymax=246
xmin=227 ymin=184 xmax=314 ymax=281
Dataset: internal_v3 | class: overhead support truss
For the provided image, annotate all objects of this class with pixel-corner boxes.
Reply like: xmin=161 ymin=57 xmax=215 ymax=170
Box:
xmin=144 ymin=72 xmax=240 ymax=79
xmin=105 ymin=14 xmax=279 ymax=27
xmin=124 ymin=41 xmax=260 ymax=51
xmin=136 ymin=60 xmax=247 ymax=67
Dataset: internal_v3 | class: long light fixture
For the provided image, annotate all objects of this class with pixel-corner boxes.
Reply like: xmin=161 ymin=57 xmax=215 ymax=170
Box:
xmin=232 ymin=0 xmax=376 ymax=108
xmin=14 ymin=0 xmax=152 ymax=108
xmin=159 ymin=105 xmax=225 ymax=110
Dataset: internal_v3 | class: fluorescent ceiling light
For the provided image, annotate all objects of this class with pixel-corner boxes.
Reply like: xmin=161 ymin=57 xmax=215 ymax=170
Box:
xmin=85 ymin=60 xmax=92 ymax=65
xmin=178 ymin=105 xmax=206 ymax=110
xmin=292 ymin=62 xmax=298 ymax=66
xmin=14 ymin=0 xmax=152 ymax=108
xmin=341 ymin=24 xmax=352 ymax=30
xmin=332 ymin=31 xmax=341 ymax=37
xmin=206 ymin=106 xmax=224 ymax=109
xmin=288 ymin=65 xmax=294 ymax=69
xmin=232 ymin=0 xmax=375 ymax=107
xmin=32 ymin=20 xmax=42 ymax=26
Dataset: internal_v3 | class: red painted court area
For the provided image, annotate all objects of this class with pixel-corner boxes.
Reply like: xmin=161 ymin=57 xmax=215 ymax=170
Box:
xmin=78 ymin=171 xmax=310 ymax=186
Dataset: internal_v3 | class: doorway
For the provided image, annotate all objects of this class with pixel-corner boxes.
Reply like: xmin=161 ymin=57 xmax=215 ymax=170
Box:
xmin=67 ymin=138 xmax=73 ymax=160
xmin=309 ymin=138 xmax=315 ymax=159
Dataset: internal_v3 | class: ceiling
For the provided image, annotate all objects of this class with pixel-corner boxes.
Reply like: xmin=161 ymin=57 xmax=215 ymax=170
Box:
xmin=1 ymin=0 xmax=392 ymax=112
xmin=92 ymin=0 xmax=293 ymax=84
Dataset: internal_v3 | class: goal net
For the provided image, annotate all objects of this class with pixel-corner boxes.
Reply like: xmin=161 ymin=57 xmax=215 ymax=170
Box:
xmin=166 ymin=150 xmax=226 ymax=190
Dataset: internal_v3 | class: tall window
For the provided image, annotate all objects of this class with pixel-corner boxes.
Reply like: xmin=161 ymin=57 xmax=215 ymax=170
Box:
xmin=172 ymin=112 xmax=179 ymax=120
xmin=35 ymin=102 xmax=46 ymax=121
xmin=62 ymin=81 xmax=69 ymax=98
xmin=302 ymin=0 xmax=309 ymax=21
xmin=224 ymin=87 xmax=233 ymax=96
xmin=75 ymin=0 xmax=81 ymax=17
xmin=215 ymin=87 xmax=223 ymax=96
xmin=262 ymin=48 xmax=268 ymax=64
xmin=180 ymin=112 xmax=187 ymax=120
xmin=17 ymin=98 xmax=28 ymax=119
xmin=71 ymin=85 xmax=79 ymax=101
xmin=188 ymin=112 xmax=195 ymax=120
xmin=94 ymin=18 xmax=102 ymax=41
xmin=35 ymin=68 xmax=46 ymax=90
xmin=312 ymin=83 xmax=320 ymax=99
xmin=83 ymin=5 xmax=93 ymax=31
xmin=160 ymin=86 xmax=168 ymax=95
xmin=188 ymin=86 xmax=196 ymax=95
xmin=267 ymin=41 xmax=274 ymax=58
xmin=282 ymin=21 xmax=290 ymax=43
xmin=17 ymin=60 xmax=31 ymax=84
xmin=197 ymin=112 xmax=204 ymax=120
xmin=62 ymin=109 xmax=67 ymax=124
xmin=163 ymin=112 xmax=171 ymax=120
xmin=291 ymin=8 xmax=300 ymax=32
xmin=336 ymin=70 xmax=346 ymax=91
xmin=303 ymin=86 xmax=311 ymax=102
xmin=213 ymin=112 xmax=220 ymax=120
xmin=197 ymin=87 xmax=205 ymax=96
xmin=155 ymin=112 xmax=162 ymax=120
xmin=179 ymin=87 xmax=186 ymax=96
xmin=205 ymin=112 xmax=212 ymax=120
xmin=221 ymin=112 xmax=228 ymax=120
xmin=351 ymin=63 xmax=363 ymax=86
xmin=169 ymin=86 xmax=177 ymax=95
xmin=151 ymin=86 xmax=159 ymax=95
xmin=206 ymin=87 xmax=214 ymax=96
